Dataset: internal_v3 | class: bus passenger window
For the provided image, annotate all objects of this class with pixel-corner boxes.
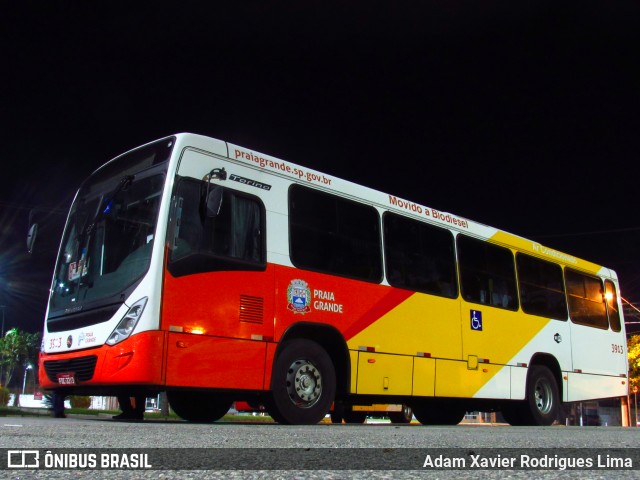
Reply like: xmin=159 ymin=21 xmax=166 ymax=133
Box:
xmin=289 ymin=185 xmax=382 ymax=283
xmin=383 ymin=213 xmax=458 ymax=298
xmin=516 ymin=253 xmax=568 ymax=320
xmin=168 ymin=177 xmax=265 ymax=277
xmin=565 ymin=269 xmax=608 ymax=329
xmin=457 ymin=235 xmax=518 ymax=311
xmin=604 ymin=279 xmax=621 ymax=332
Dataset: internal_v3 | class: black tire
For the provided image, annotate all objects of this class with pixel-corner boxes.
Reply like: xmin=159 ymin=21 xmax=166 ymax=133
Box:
xmin=342 ymin=410 xmax=367 ymax=423
xmin=502 ymin=365 xmax=561 ymax=426
xmin=389 ymin=405 xmax=413 ymax=424
xmin=412 ymin=402 xmax=466 ymax=425
xmin=266 ymin=339 xmax=336 ymax=425
xmin=500 ymin=402 xmax=530 ymax=426
xmin=526 ymin=365 xmax=560 ymax=426
xmin=167 ymin=391 xmax=232 ymax=422
xmin=330 ymin=404 xmax=344 ymax=424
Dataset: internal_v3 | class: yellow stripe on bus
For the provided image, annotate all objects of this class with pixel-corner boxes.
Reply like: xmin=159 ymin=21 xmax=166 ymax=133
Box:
xmin=490 ymin=231 xmax=603 ymax=274
xmin=348 ymin=293 xmax=463 ymax=360
xmin=348 ymin=291 xmax=555 ymax=399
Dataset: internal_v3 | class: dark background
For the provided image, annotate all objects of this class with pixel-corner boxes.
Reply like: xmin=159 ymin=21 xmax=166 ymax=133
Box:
xmin=1 ymin=2 xmax=639 ymax=334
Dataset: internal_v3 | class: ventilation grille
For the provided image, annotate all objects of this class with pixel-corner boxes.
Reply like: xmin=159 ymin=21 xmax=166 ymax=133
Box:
xmin=43 ymin=355 xmax=98 ymax=383
xmin=240 ymin=295 xmax=264 ymax=324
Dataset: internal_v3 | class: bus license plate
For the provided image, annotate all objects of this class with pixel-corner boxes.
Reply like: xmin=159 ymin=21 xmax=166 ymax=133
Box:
xmin=56 ymin=373 xmax=76 ymax=385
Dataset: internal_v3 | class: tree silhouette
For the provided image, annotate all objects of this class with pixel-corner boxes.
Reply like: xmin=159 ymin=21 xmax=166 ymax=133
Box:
xmin=628 ymin=334 xmax=640 ymax=390
xmin=0 ymin=328 xmax=41 ymax=404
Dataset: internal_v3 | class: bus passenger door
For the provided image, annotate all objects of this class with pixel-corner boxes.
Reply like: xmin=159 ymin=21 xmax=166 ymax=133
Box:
xmin=162 ymin=149 xmax=275 ymax=390
xmin=458 ymin=301 xmax=515 ymax=400
xmin=565 ymin=273 xmax=628 ymax=402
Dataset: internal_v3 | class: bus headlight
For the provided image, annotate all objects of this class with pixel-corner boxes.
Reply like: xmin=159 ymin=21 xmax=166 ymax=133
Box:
xmin=106 ymin=297 xmax=148 ymax=346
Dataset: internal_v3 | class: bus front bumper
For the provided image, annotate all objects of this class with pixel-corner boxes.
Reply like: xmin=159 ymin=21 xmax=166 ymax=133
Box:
xmin=38 ymin=331 xmax=166 ymax=393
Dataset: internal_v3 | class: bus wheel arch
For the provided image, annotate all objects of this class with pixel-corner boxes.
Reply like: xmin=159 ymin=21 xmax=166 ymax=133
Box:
xmin=266 ymin=337 xmax=336 ymax=424
xmin=276 ymin=323 xmax=350 ymax=399
xmin=529 ymin=353 xmax=563 ymax=402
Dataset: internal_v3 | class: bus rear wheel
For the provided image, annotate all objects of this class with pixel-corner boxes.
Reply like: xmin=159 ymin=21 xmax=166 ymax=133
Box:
xmin=167 ymin=391 xmax=232 ymax=422
xmin=266 ymin=339 xmax=336 ymax=425
xmin=526 ymin=365 xmax=560 ymax=425
xmin=502 ymin=365 xmax=560 ymax=426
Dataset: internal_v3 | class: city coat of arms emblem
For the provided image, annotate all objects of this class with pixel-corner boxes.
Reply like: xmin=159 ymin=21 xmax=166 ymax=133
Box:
xmin=287 ymin=279 xmax=311 ymax=314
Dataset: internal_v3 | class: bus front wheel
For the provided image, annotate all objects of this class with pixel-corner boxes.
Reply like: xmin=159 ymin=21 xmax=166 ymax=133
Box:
xmin=167 ymin=391 xmax=232 ymax=423
xmin=267 ymin=339 xmax=336 ymax=425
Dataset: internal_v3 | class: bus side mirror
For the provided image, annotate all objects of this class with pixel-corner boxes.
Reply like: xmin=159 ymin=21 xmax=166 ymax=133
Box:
xmin=27 ymin=223 xmax=38 ymax=254
xmin=205 ymin=185 xmax=224 ymax=218
xmin=202 ymin=168 xmax=226 ymax=219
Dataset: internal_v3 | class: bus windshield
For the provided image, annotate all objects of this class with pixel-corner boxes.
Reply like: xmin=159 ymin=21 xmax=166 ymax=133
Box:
xmin=49 ymin=139 xmax=173 ymax=316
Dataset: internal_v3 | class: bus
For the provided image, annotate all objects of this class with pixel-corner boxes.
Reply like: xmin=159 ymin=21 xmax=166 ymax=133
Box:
xmin=37 ymin=133 xmax=628 ymax=426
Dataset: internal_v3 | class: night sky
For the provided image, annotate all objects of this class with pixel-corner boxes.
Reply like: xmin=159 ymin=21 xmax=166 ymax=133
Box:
xmin=2 ymin=2 xmax=640 ymax=333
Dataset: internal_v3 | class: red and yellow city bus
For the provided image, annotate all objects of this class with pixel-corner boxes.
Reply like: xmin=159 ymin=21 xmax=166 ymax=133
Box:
xmin=38 ymin=133 xmax=628 ymax=425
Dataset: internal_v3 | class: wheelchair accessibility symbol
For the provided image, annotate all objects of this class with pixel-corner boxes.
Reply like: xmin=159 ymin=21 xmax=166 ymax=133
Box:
xmin=470 ymin=310 xmax=483 ymax=331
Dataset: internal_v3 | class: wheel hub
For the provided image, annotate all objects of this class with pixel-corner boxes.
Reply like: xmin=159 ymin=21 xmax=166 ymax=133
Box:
xmin=534 ymin=379 xmax=553 ymax=414
xmin=286 ymin=359 xmax=322 ymax=408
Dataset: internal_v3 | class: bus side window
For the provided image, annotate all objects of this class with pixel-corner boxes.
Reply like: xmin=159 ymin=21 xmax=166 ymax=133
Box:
xmin=382 ymin=212 xmax=457 ymax=299
xmin=604 ymin=279 xmax=621 ymax=332
xmin=516 ymin=253 xmax=568 ymax=320
xmin=289 ymin=185 xmax=383 ymax=283
xmin=457 ymin=235 xmax=518 ymax=311
xmin=168 ymin=177 xmax=265 ymax=276
xmin=565 ymin=269 xmax=608 ymax=329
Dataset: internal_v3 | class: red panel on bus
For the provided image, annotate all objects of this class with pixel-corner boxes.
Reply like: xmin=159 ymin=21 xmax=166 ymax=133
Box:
xmin=273 ymin=265 xmax=414 ymax=340
xmin=165 ymin=332 xmax=267 ymax=389
xmin=161 ymin=266 xmax=275 ymax=341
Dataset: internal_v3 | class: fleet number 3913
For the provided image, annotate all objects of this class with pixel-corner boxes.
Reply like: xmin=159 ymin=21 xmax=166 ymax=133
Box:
xmin=612 ymin=344 xmax=625 ymax=354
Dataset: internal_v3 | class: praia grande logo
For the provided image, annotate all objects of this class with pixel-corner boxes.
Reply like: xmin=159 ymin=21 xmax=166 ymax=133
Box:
xmin=287 ymin=279 xmax=311 ymax=314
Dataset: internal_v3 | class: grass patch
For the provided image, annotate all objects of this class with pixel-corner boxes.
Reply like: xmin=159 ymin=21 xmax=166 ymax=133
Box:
xmin=221 ymin=413 xmax=276 ymax=423
xmin=0 ymin=406 xmax=49 ymax=417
